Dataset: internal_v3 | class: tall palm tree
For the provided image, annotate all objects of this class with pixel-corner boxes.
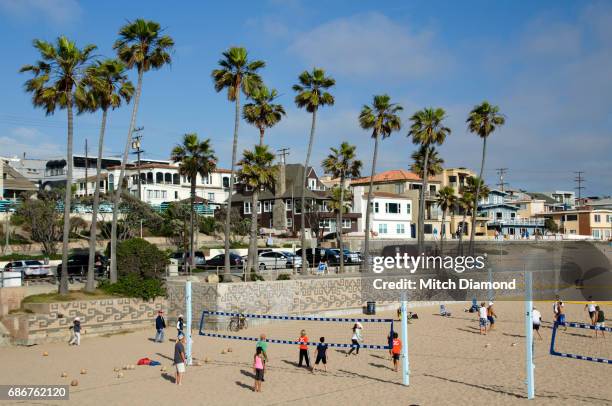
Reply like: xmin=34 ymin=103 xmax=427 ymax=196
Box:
xmin=462 ymin=176 xmax=490 ymax=253
xmin=358 ymin=95 xmax=402 ymax=271
xmin=436 ymin=186 xmax=456 ymax=256
xmin=20 ymin=37 xmax=96 ymax=294
xmin=78 ymin=59 xmax=133 ymax=292
xmin=243 ymin=85 xmax=286 ymax=146
xmin=109 ymin=19 xmax=174 ymax=282
xmin=457 ymin=192 xmax=473 ymax=255
xmin=467 ymin=101 xmax=505 ymax=254
xmin=212 ymin=47 xmax=265 ymax=277
xmin=237 ymin=145 xmax=277 ymax=276
xmin=408 ymin=108 xmax=451 ymax=255
xmin=322 ymin=142 xmax=362 ymax=273
xmin=171 ymin=134 xmax=217 ymax=274
xmin=411 ymin=145 xmax=444 ymax=179
xmin=293 ymin=68 xmax=335 ymax=273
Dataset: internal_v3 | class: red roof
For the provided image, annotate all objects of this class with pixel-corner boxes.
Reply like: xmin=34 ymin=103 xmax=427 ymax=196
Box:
xmin=363 ymin=191 xmax=411 ymax=199
xmin=351 ymin=169 xmax=436 ymax=185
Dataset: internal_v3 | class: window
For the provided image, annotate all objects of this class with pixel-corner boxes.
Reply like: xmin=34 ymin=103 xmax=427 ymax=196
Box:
xmin=406 ymin=203 xmax=411 ymax=214
xmin=424 ymin=224 xmax=433 ymax=234
xmin=592 ymin=229 xmax=601 ymax=238
xmin=244 ymin=202 xmax=252 ymax=214
xmin=429 ymin=185 xmax=436 ymax=193
xmin=395 ymin=183 xmax=405 ymax=194
xmin=287 ymin=217 xmax=293 ymax=228
xmin=510 ymin=212 xmax=516 ymax=219
xmin=594 ymin=214 xmax=601 ymax=222
xmin=308 ymin=178 xmax=317 ymax=190
xmin=496 ymin=212 xmax=503 ymax=220
xmin=373 ymin=202 xmax=379 ymax=213
xmin=222 ymin=176 xmax=230 ymax=188
xmin=263 ymin=201 xmax=271 ymax=212
xmin=174 ymin=191 xmax=178 ymax=199
xmin=208 ymin=193 xmax=215 ymax=201
xmin=385 ymin=202 xmax=401 ymax=214
xmin=201 ymin=173 xmax=212 ymax=184
xmin=396 ymin=224 xmax=405 ymax=234
xmin=378 ymin=223 xmax=388 ymax=234
xmin=448 ymin=175 xmax=457 ymax=183
xmin=245 ymin=185 xmax=253 ymax=191
xmin=285 ymin=199 xmax=293 ymax=211
xmin=319 ymin=219 xmax=331 ymax=229
xmin=607 ymin=215 xmax=612 ymax=223
xmin=257 ymin=201 xmax=262 ymax=214
xmin=565 ymin=214 xmax=577 ymax=221
xmin=342 ymin=219 xmax=351 ymax=228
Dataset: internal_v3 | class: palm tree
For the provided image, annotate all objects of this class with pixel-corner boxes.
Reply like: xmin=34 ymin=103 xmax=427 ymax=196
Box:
xmin=237 ymin=145 xmax=277 ymax=276
xmin=78 ymin=59 xmax=133 ymax=292
xmin=171 ymin=134 xmax=217 ymax=274
xmin=462 ymin=176 xmax=490 ymax=252
xmin=411 ymin=145 xmax=444 ymax=179
xmin=466 ymin=101 xmax=505 ymax=254
xmin=408 ymin=108 xmax=451 ymax=255
xmin=243 ymin=85 xmax=286 ymax=146
xmin=212 ymin=47 xmax=265 ymax=278
xmin=293 ymin=68 xmax=335 ymax=273
xmin=20 ymin=37 xmax=96 ymax=294
xmin=358 ymin=95 xmax=402 ymax=271
xmin=109 ymin=19 xmax=174 ymax=283
xmin=322 ymin=142 xmax=362 ymax=273
xmin=436 ymin=186 xmax=456 ymax=256
xmin=457 ymin=192 xmax=473 ymax=255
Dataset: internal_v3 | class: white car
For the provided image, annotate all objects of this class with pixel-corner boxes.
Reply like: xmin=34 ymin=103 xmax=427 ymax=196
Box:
xmin=3 ymin=260 xmax=51 ymax=277
xmin=257 ymin=251 xmax=302 ymax=270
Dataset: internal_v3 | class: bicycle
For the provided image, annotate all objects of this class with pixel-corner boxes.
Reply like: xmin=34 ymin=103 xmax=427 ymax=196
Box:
xmin=229 ymin=314 xmax=248 ymax=332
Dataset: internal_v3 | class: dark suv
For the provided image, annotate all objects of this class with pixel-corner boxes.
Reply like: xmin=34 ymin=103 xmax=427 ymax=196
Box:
xmin=56 ymin=253 xmax=108 ymax=281
xmin=295 ymin=248 xmax=347 ymax=267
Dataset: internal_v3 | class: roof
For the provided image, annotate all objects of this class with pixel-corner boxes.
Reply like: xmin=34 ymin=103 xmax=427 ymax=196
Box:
xmin=76 ymin=173 xmax=109 ymax=182
xmin=525 ymin=192 xmax=556 ymax=204
xmin=351 ymin=169 xmax=437 ymax=185
xmin=1 ymin=162 xmax=38 ymax=192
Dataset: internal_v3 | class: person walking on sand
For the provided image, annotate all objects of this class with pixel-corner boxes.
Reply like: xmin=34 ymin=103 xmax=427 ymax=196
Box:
xmin=69 ymin=317 xmax=81 ymax=346
xmin=256 ymin=333 xmax=268 ymax=380
xmin=174 ymin=334 xmax=186 ymax=385
xmin=556 ymin=300 xmax=567 ymax=331
xmin=532 ymin=306 xmax=542 ymax=340
xmin=585 ymin=297 xmax=597 ymax=325
xmin=312 ymin=337 xmax=329 ymax=373
xmin=176 ymin=314 xmax=184 ymax=337
xmin=347 ymin=322 xmax=363 ymax=356
xmin=594 ymin=306 xmax=606 ymax=339
xmin=155 ymin=310 xmax=166 ymax=343
xmin=487 ymin=302 xmax=497 ymax=331
xmin=253 ymin=347 xmax=265 ymax=392
xmin=478 ymin=302 xmax=488 ymax=335
xmin=390 ymin=332 xmax=402 ymax=372
xmin=297 ymin=330 xmax=310 ymax=368
xmin=553 ymin=295 xmax=561 ymax=322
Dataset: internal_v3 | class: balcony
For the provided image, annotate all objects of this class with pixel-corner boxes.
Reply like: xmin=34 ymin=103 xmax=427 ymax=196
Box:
xmin=489 ymin=218 xmax=545 ymax=226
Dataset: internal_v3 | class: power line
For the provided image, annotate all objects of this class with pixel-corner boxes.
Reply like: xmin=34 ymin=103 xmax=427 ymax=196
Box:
xmin=277 ymin=147 xmax=290 ymax=165
xmin=496 ymin=168 xmax=508 ymax=192
xmin=574 ymin=171 xmax=585 ymax=203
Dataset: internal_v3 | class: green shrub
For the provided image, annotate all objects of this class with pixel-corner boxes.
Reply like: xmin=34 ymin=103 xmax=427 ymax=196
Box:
xmin=0 ymin=253 xmax=62 ymax=261
xmin=281 ymin=243 xmax=294 ymax=248
xmin=249 ymin=272 xmax=264 ymax=281
xmin=199 ymin=216 xmax=216 ymax=235
xmin=116 ymin=238 xmax=168 ymax=279
xmin=229 ymin=241 xmax=249 ymax=249
xmin=277 ymin=273 xmax=291 ymax=280
xmin=99 ymin=274 xmax=165 ymax=300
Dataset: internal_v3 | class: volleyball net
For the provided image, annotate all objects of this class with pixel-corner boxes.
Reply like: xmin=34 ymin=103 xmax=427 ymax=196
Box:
xmin=550 ymin=321 xmax=611 ymax=364
xmin=199 ymin=310 xmax=394 ymax=350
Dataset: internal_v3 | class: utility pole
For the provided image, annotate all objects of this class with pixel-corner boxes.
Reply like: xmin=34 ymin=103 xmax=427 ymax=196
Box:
xmin=131 ymin=127 xmax=144 ymax=201
xmin=84 ymin=138 xmax=89 ymax=196
xmin=574 ymin=171 xmax=585 ymax=206
xmin=277 ymin=147 xmax=290 ymax=165
xmin=496 ymin=168 xmax=508 ymax=192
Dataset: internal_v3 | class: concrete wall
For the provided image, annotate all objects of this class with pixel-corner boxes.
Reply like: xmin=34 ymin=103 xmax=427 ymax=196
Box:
xmin=0 ymin=286 xmax=26 ymax=316
xmin=1 ymin=297 xmax=166 ymax=345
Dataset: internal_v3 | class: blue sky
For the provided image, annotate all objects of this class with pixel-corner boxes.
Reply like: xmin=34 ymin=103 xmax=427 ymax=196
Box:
xmin=0 ymin=0 xmax=610 ymax=195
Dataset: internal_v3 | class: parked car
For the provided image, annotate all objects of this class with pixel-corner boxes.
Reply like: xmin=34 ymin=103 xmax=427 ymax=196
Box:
xmin=204 ymin=253 xmax=244 ymax=270
xmin=329 ymin=248 xmax=362 ymax=264
xmin=169 ymin=251 xmax=206 ymax=269
xmin=257 ymin=251 xmax=302 ymax=270
xmin=56 ymin=253 xmax=108 ymax=281
xmin=3 ymin=260 xmax=51 ymax=277
xmin=295 ymin=248 xmax=347 ymax=267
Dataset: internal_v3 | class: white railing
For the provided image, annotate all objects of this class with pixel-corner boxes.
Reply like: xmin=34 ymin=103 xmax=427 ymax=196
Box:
xmin=490 ymin=218 xmax=545 ymax=226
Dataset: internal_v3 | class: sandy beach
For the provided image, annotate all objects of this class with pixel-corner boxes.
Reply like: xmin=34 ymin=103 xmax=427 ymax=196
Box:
xmin=0 ymin=301 xmax=610 ymax=406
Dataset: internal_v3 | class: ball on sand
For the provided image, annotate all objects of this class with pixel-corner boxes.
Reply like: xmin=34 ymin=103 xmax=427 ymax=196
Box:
xmin=117 ymin=372 xmax=124 ymax=378
xmin=160 ymin=366 xmax=167 ymax=372
xmin=80 ymin=369 xmax=87 ymax=375
xmin=70 ymin=379 xmax=79 ymax=387
xmin=227 ymin=347 xmax=233 ymax=353
xmin=113 ymin=367 xmax=120 ymax=372
xmin=61 ymin=372 xmax=68 ymax=378
xmin=511 ymin=342 xmax=517 ymax=347
xmin=42 ymin=351 xmax=49 ymax=357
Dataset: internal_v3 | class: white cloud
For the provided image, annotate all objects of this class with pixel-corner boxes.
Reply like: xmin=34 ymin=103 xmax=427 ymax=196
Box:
xmin=0 ymin=0 xmax=82 ymax=25
xmin=0 ymin=127 xmax=63 ymax=158
xmin=289 ymin=12 xmax=450 ymax=80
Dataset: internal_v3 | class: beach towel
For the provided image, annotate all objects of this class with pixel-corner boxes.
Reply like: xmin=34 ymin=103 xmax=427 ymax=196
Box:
xmin=149 ymin=360 xmax=161 ymax=366
xmin=137 ymin=357 xmax=151 ymax=365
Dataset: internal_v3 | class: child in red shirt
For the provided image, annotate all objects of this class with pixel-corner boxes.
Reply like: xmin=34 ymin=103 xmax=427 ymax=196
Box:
xmin=298 ymin=329 xmax=310 ymax=368
xmin=390 ymin=332 xmax=402 ymax=372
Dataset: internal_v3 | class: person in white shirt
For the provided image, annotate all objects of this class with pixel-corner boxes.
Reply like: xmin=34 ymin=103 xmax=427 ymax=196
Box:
xmin=585 ymin=297 xmax=597 ymax=325
xmin=478 ymin=303 xmax=488 ymax=335
xmin=532 ymin=307 xmax=542 ymax=340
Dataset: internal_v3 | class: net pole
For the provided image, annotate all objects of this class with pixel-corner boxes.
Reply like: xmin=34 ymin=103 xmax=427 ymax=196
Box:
xmin=525 ymin=271 xmax=535 ymax=399
xmin=186 ymin=280 xmax=192 ymax=366
xmin=401 ymin=299 xmax=409 ymax=386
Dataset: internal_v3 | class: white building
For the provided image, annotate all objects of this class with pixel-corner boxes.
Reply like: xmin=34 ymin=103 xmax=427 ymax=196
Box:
xmin=352 ymin=186 xmax=413 ymax=238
